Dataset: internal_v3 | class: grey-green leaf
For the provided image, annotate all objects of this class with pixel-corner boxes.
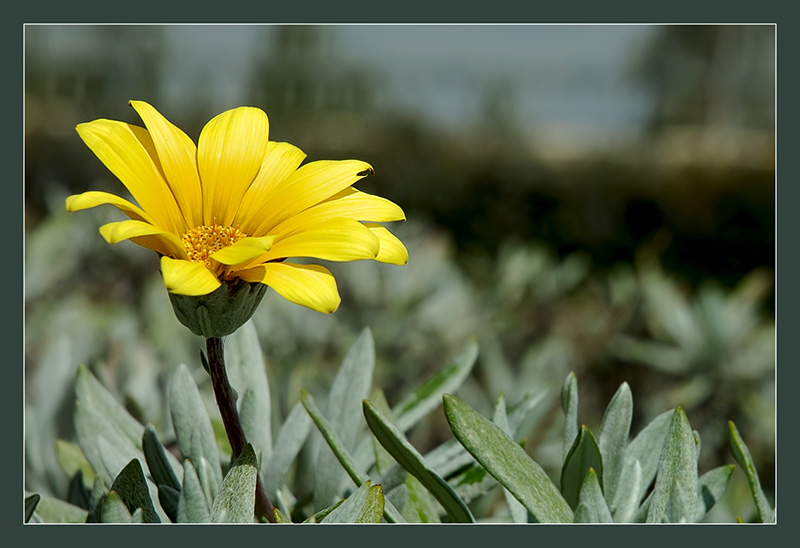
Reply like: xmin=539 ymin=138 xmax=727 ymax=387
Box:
xmin=561 ymin=425 xmax=604 ymax=511
xmin=321 ymin=481 xmax=384 ymax=524
xmin=646 ymin=408 xmax=698 ymax=523
xmin=612 ymin=459 xmax=642 ymax=522
xmin=392 ymin=338 xmax=478 ymax=432
xmin=493 ymin=393 xmax=529 ymax=523
xmin=169 ymin=363 xmax=222 ymax=497
xmin=314 ymin=328 xmax=375 ymax=511
xmin=443 ymin=394 xmax=573 ymax=523
xmin=108 ymin=459 xmax=161 ymax=523
xmin=210 ymin=444 xmax=258 ymax=523
xmin=695 ymin=464 xmax=735 ymax=521
xmin=99 ymin=491 xmax=133 ymax=523
xmin=728 ymin=421 xmax=773 ymax=522
xmin=263 ymin=400 xmax=312 ymax=496
xmin=561 ymin=372 xmax=579 ymax=461
xmin=177 ymin=459 xmax=210 ymax=523
xmin=364 ymin=398 xmax=474 ymax=523
xmin=574 ymin=468 xmax=612 ymax=523
xmin=597 ymin=382 xmax=632 ymax=504
xmin=24 ymin=491 xmax=88 ymax=524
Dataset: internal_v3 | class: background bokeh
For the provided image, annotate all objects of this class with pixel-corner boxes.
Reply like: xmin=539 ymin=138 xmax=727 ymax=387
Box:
xmin=24 ymin=24 xmax=775 ymax=520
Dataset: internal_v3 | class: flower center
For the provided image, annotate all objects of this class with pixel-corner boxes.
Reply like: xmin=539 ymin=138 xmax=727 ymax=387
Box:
xmin=182 ymin=223 xmax=246 ymax=267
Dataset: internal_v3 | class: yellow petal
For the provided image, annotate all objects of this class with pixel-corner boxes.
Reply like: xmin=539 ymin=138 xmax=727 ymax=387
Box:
xmin=238 ymin=262 xmax=340 ymax=314
xmin=130 ymin=100 xmax=203 ymax=228
xmin=209 ymin=235 xmax=275 ymax=265
xmin=269 ymin=187 xmax=405 ymax=239
xmin=99 ymin=220 xmax=188 ymax=258
xmin=160 ymin=256 xmax=221 ymax=296
xmin=235 ymin=141 xmax=307 ymax=234
xmin=262 ymin=219 xmax=380 ymax=263
xmin=365 ymin=223 xmax=408 ymax=265
xmin=75 ymin=119 xmax=184 ymax=235
xmin=66 ymin=190 xmax=150 ymax=223
xmin=249 ymin=159 xmax=374 ymax=236
xmin=197 ymin=106 xmax=269 ymax=227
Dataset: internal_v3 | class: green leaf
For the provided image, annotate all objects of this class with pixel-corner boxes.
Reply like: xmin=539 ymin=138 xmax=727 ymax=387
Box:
xmin=177 ymin=459 xmax=210 ymax=523
xmin=314 ymin=328 xmax=375 ymax=511
xmin=402 ymin=475 xmax=442 ymax=523
xmin=364 ymin=398 xmax=475 ymax=523
xmin=561 ymin=372 xmax=579 ymax=461
xmin=392 ymin=338 xmax=478 ymax=432
xmin=225 ymin=321 xmax=273 ymax=470
xmin=25 ymin=494 xmax=40 ymax=523
xmin=55 ymin=440 xmax=95 ymax=487
xmin=301 ymin=390 xmax=406 ymax=524
xmin=612 ymin=408 xmax=673 ymax=513
xmin=273 ymin=508 xmax=292 ymax=523
xmin=695 ymin=464 xmax=735 ymax=521
xmin=75 ymin=365 xmax=144 ymax=448
xmin=612 ymin=460 xmax=642 ymax=523
xmin=169 ymin=363 xmax=222 ymax=498
xmin=597 ymin=382 xmax=633 ymax=505
xmin=24 ymin=491 xmax=88 ymax=524
xmin=321 ymin=481 xmax=384 ymax=523
xmin=210 ymin=444 xmax=258 ymax=523
xmin=158 ymin=485 xmax=180 ymax=523
xmin=646 ymin=408 xmax=698 ymax=523
xmin=263 ymin=399 xmax=312 ymax=496
xmin=109 ymin=459 xmax=161 ymax=523
xmin=443 ymin=394 xmax=573 ymax=523
xmin=561 ymin=425 xmax=604 ymax=510
xmin=142 ymin=424 xmax=182 ymax=491
xmin=574 ymin=468 xmax=612 ymax=523
xmin=728 ymin=421 xmax=773 ymax=522
xmin=99 ymin=490 xmax=134 ymax=523
xmin=493 ymin=393 xmax=529 ymax=524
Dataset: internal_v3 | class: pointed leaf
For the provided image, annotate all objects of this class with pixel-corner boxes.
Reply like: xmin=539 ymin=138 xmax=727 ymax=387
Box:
xmin=210 ymin=444 xmax=258 ymax=523
xmin=301 ymin=390 xmax=406 ymax=523
xmin=109 ymin=459 xmax=161 ymax=523
xmin=142 ymin=424 xmax=182 ymax=491
xmin=99 ymin=491 xmax=134 ymax=523
xmin=321 ymin=481 xmax=384 ymax=523
xmin=561 ymin=425 xmax=604 ymax=510
xmin=597 ymin=382 xmax=633 ymax=504
xmin=364 ymin=398 xmax=474 ymax=523
xmin=25 ymin=494 xmax=40 ymax=523
xmin=695 ymin=464 xmax=735 ymax=521
xmin=314 ymin=328 xmax=375 ymax=510
xmin=169 ymin=363 xmax=222 ymax=496
xmin=444 ymin=394 xmax=573 ymax=523
xmin=493 ymin=393 xmax=528 ymax=523
xmin=158 ymin=485 xmax=180 ymax=523
xmin=177 ymin=459 xmax=210 ymax=523
xmin=574 ymin=468 xmax=612 ymax=523
xmin=646 ymin=408 xmax=698 ymax=523
xmin=728 ymin=421 xmax=773 ymax=522
xmin=561 ymin=372 xmax=579 ymax=461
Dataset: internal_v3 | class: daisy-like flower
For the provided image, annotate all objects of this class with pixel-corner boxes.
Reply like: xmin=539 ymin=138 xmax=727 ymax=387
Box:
xmin=67 ymin=100 xmax=406 ymax=335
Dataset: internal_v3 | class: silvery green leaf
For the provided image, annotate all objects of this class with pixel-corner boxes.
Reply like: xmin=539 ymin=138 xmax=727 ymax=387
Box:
xmin=99 ymin=491 xmax=133 ymax=523
xmin=612 ymin=459 xmax=642 ymax=523
xmin=96 ymin=434 xmax=139 ymax=486
xmin=225 ymin=321 xmax=273 ymax=469
xmin=646 ymin=408 xmax=698 ymax=523
xmin=263 ymin=400 xmax=312 ymax=496
xmin=55 ymin=439 xmax=95 ymax=486
xmin=402 ymin=475 xmax=441 ymax=523
xmin=612 ymin=408 xmax=673 ymax=512
xmin=506 ymin=389 xmax=550 ymax=439
xmin=321 ymin=481 xmax=384 ymax=524
xmin=108 ymin=459 xmax=161 ymax=523
xmin=24 ymin=491 xmax=88 ymax=524
xmin=142 ymin=424 xmax=182 ymax=491
xmin=597 ymin=382 xmax=632 ymax=505
xmin=561 ymin=426 xmax=604 ymax=511
xmin=493 ymin=393 xmax=528 ymax=524
xmin=177 ymin=459 xmax=210 ymax=524
xmin=314 ymin=328 xmax=374 ymax=511
xmin=443 ymin=394 xmax=572 ymax=523
xmin=695 ymin=464 xmax=735 ymax=521
xmin=392 ymin=338 xmax=478 ymax=432
xmin=561 ymin=372 xmax=579 ymax=461
xmin=364 ymin=399 xmax=474 ymax=523
xmin=574 ymin=468 xmax=612 ymax=523
xmin=728 ymin=421 xmax=773 ymax=522
xmin=75 ymin=365 xmax=144 ymax=449
xmin=169 ymin=363 xmax=222 ymax=497
xmin=301 ymin=391 xmax=406 ymax=523
xmin=210 ymin=444 xmax=258 ymax=524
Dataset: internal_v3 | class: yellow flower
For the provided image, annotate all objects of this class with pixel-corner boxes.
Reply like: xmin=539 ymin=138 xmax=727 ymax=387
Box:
xmin=67 ymin=100 xmax=407 ymax=317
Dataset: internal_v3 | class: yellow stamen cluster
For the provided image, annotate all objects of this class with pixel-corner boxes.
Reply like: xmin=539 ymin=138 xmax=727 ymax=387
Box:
xmin=182 ymin=224 xmax=246 ymax=268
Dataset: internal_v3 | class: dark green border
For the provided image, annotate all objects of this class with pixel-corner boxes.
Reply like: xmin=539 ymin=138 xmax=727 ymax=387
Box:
xmin=10 ymin=0 xmax=792 ymax=545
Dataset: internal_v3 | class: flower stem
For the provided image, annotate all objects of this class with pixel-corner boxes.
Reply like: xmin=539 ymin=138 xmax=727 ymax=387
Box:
xmin=206 ymin=336 xmax=275 ymax=523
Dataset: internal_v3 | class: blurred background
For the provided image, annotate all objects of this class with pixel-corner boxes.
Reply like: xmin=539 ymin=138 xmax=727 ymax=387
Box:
xmin=24 ymin=24 xmax=775 ymax=520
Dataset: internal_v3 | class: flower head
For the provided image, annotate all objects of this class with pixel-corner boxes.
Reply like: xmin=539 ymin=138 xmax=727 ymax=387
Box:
xmin=67 ymin=101 xmax=406 ymax=331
